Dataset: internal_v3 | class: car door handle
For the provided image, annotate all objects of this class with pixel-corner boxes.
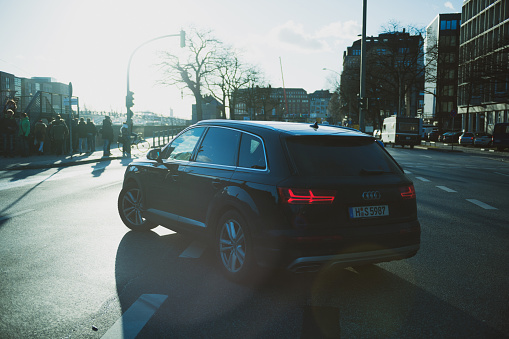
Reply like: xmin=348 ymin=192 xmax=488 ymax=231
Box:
xmin=165 ymin=171 xmax=178 ymax=182
xmin=211 ymin=179 xmax=221 ymax=189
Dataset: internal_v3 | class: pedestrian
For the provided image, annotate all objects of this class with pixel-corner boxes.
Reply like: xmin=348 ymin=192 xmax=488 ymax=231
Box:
xmin=18 ymin=112 xmax=30 ymax=157
xmin=120 ymin=122 xmax=129 ymax=157
xmin=33 ymin=119 xmax=47 ymax=155
xmin=1 ymin=109 xmax=17 ymax=157
xmin=101 ymin=116 xmax=114 ymax=156
xmin=86 ymin=118 xmax=97 ymax=153
xmin=77 ymin=117 xmax=87 ymax=154
xmin=51 ymin=117 xmax=68 ymax=156
xmin=71 ymin=118 xmax=79 ymax=153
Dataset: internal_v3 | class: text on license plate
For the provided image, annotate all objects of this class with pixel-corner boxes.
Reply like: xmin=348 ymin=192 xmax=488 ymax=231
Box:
xmin=349 ymin=205 xmax=389 ymax=219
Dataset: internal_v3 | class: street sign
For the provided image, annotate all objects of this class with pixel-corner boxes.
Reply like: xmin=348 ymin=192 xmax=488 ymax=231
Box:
xmin=450 ymin=109 xmax=457 ymax=117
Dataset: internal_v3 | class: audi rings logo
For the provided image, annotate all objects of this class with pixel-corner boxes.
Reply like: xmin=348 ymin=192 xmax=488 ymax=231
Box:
xmin=362 ymin=191 xmax=381 ymax=200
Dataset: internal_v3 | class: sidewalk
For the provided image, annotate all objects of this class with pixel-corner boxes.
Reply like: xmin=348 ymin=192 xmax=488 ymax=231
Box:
xmin=0 ymin=146 xmax=148 ymax=171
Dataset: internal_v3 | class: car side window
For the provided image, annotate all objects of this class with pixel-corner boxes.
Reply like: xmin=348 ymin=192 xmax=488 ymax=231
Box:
xmin=238 ymin=133 xmax=266 ymax=170
xmin=161 ymin=127 xmax=205 ymax=161
xmin=195 ymin=127 xmax=240 ymax=166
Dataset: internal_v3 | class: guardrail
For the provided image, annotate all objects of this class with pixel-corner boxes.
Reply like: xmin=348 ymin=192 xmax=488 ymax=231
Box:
xmin=152 ymin=127 xmax=185 ymax=148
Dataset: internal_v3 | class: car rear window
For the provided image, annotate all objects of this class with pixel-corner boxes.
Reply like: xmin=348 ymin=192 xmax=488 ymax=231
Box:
xmin=286 ymin=136 xmax=402 ymax=176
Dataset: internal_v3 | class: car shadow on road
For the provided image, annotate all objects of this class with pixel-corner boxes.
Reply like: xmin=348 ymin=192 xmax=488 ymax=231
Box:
xmin=110 ymin=230 xmax=505 ymax=338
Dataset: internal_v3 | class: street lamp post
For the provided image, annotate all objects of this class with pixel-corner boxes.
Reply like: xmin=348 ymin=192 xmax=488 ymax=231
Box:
xmin=125 ymin=30 xmax=185 ymax=157
xmin=359 ymin=0 xmax=367 ymax=132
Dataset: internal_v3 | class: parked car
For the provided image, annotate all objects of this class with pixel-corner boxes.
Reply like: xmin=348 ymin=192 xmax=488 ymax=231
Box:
xmin=117 ymin=120 xmax=421 ymax=282
xmin=428 ymin=130 xmax=441 ymax=141
xmin=442 ymin=131 xmax=462 ymax=143
xmin=458 ymin=132 xmax=475 ymax=146
xmin=493 ymin=123 xmax=509 ymax=151
xmin=473 ymin=133 xmax=492 ymax=147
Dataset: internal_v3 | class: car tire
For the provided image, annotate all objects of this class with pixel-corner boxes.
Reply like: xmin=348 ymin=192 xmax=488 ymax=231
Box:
xmin=216 ymin=210 xmax=258 ymax=283
xmin=118 ymin=182 xmax=157 ymax=231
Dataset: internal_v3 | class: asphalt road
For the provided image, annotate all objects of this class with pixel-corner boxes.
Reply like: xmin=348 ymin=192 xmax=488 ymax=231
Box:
xmin=0 ymin=148 xmax=508 ymax=338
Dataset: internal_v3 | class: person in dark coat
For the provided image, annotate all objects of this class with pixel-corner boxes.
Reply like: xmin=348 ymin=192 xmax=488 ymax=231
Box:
xmin=1 ymin=109 xmax=17 ymax=157
xmin=86 ymin=118 xmax=97 ymax=153
xmin=101 ymin=116 xmax=114 ymax=156
xmin=33 ymin=120 xmax=47 ymax=154
xmin=51 ymin=117 xmax=69 ymax=156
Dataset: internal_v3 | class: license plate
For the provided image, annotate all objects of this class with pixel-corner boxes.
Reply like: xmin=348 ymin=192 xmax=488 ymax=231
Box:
xmin=349 ymin=205 xmax=389 ymax=219
xmin=406 ymin=136 xmax=411 ymax=140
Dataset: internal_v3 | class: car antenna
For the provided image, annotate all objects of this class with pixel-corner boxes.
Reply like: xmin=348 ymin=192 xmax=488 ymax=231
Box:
xmin=310 ymin=121 xmax=319 ymax=129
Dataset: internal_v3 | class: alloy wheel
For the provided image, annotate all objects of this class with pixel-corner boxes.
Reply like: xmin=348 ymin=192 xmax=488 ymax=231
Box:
xmin=122 ymin=188 xmax=145 ymax=226
xmin=219 ymin=219 xmax=246 ymax=273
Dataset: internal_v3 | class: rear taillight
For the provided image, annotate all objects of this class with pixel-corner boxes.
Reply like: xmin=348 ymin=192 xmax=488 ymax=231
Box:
xmin=278 ymin=188 xmax=336 ymax=204
xmin=399 ymin=185 xmax=416 ymax=200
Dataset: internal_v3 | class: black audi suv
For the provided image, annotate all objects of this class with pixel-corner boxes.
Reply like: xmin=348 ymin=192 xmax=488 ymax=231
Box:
xmin=118 ymin=120 xmax=420 ymax=281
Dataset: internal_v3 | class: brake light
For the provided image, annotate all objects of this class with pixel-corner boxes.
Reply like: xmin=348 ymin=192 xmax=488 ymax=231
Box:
xmin=278 ymin=188 xmax=336 ymax=204
xmin=399 ymin=185 xmax=416 ymax=200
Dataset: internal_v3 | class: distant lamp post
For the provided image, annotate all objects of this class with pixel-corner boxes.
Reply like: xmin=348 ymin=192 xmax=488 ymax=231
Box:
xmin=359 ymin=0 xmax=367 ymax=132
xmin=125 ymin=30 xmax=186 ymax=157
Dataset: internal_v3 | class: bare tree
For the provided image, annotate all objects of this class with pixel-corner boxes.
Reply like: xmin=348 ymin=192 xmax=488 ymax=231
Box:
xmin=205 ymin=48 xmax=260 ymax=120
xmin=159 ymin=28 xmax=223 ymax=122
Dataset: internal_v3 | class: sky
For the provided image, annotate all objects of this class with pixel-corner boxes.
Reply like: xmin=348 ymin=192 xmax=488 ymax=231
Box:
xmin=0 ymin=0 xmax=464 ymax=120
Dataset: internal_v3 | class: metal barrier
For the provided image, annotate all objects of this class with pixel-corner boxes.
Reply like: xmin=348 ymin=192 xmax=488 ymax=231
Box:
xmin=152 ymin=127 xmax=184 ymax=148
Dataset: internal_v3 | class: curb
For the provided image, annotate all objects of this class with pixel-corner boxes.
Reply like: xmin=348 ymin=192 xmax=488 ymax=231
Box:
xmin=414 ymin=145 xmax=463 ymax=153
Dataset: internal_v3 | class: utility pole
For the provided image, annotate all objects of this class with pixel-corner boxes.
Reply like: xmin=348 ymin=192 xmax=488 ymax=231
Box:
xmin=125 ymin=30 xmax=186 ymax=157
xmin=359 ymin=0 xmax=367 ymax=132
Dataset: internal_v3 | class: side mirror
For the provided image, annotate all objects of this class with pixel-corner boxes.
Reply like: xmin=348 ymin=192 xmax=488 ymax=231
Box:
xmin=147 ymin=148 xmax=161 ymax=161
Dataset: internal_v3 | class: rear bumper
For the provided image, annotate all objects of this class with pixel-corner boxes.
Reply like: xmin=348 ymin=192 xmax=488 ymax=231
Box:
xmin=254 ymin=219 xmax=421 ymax=272
xmin=286 ymin=244 xmax=419 ymax=273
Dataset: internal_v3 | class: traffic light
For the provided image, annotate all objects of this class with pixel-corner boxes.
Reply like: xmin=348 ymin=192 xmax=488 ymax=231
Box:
xmin=358 ymin=97 xmax=366 ymax=109
xmin=126 ymin=91 xmax=134 ymax=108
xmin=180 ymin=30 xmax=186 ymax=48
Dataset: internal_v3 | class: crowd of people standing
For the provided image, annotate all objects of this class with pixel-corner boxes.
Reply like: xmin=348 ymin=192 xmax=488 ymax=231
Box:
xmin=1 ymin=98 xmax=118 ymax=158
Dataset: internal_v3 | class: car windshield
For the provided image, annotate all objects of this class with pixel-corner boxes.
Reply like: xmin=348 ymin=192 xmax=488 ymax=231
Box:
xmin=286 ymin=136 xmax=401 ymax=176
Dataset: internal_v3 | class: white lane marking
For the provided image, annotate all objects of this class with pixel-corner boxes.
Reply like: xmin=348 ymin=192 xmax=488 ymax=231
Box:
xmin=102 ymin=294 xmax=168 ymax=339
xmin=179 ymin=240 xmax=206 ymax=258
xmin=404 ymin=170 xmax=412 ymax=174
xmin=466 ymin=199 xmax=497 ymax=210
xmin=416 ymin=177 xmax=430 ymax=182
xmin=420 ymin=155 xmax=433 ymax=158
xmin=0 ymin=209 xmax=35 ymax=221
xmin=436 ymin=186 xmax=457 ymax=193
xmin=152 ymin=226 xmax=176 ymax=236
xmin=494 ymin=172 xmax=509 ymax=177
